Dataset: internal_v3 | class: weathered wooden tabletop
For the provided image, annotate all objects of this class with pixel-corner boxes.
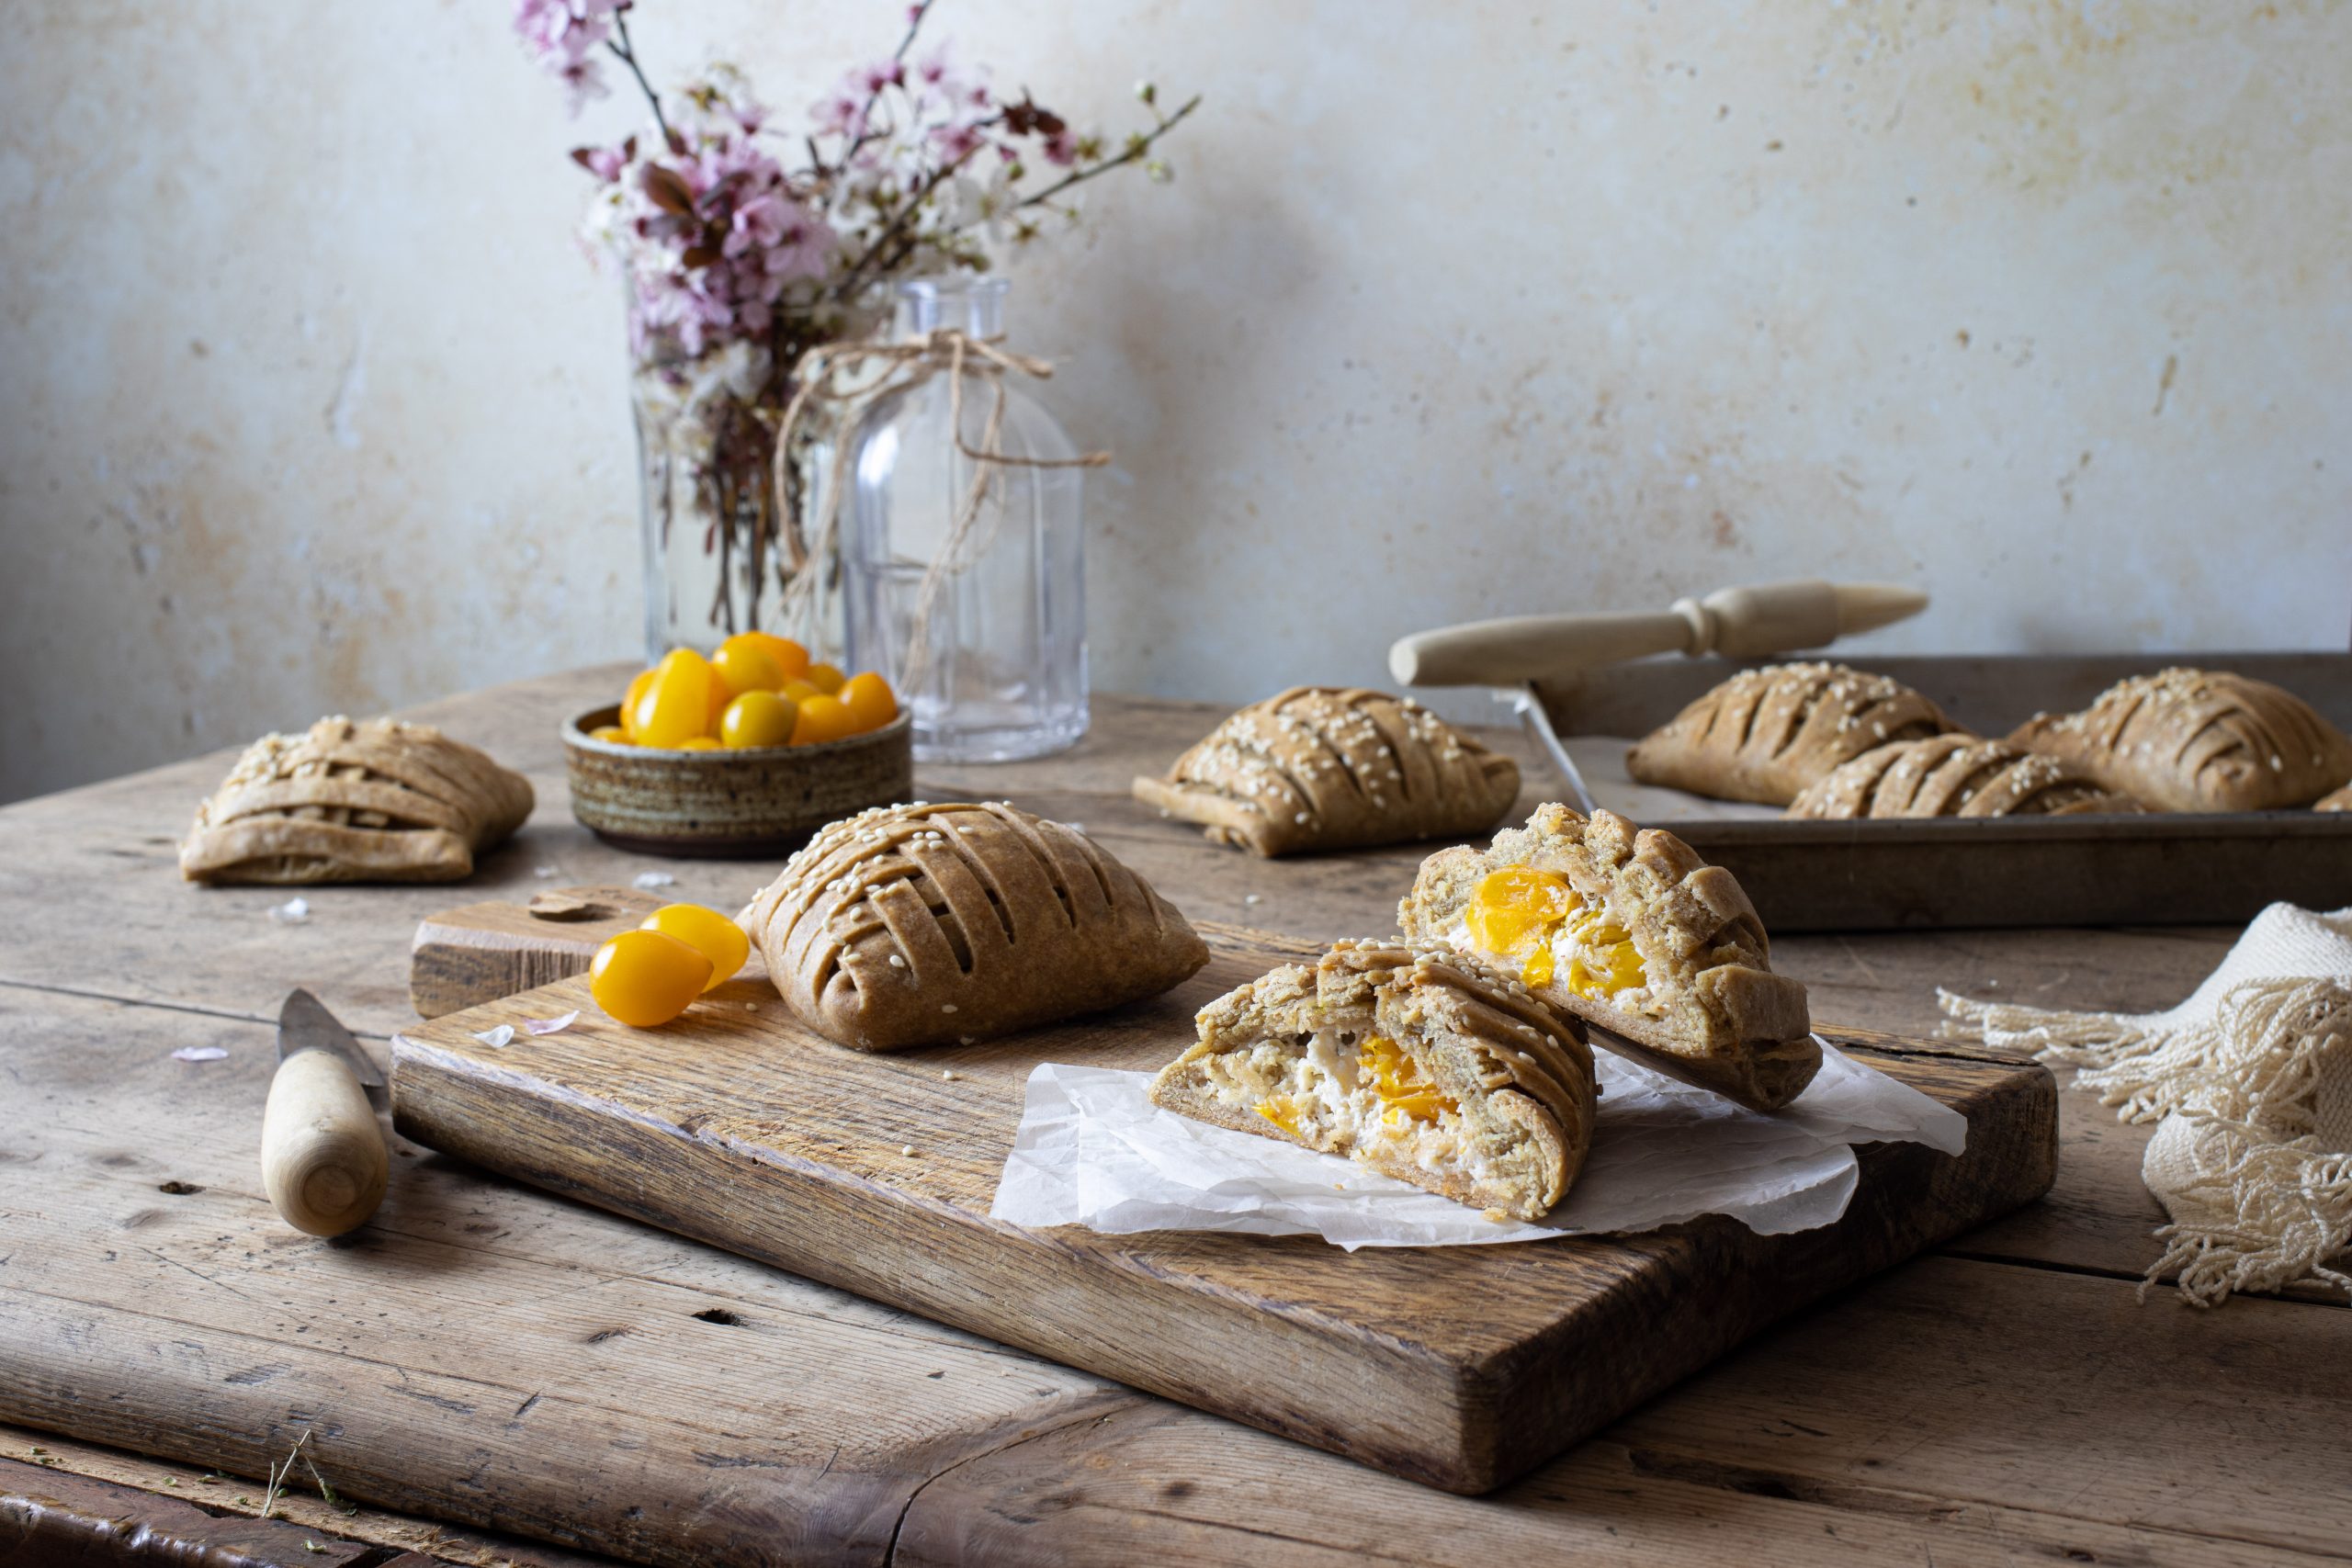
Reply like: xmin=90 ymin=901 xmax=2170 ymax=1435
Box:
xmin=2 ymin=670 xmax=2345 ymax=1568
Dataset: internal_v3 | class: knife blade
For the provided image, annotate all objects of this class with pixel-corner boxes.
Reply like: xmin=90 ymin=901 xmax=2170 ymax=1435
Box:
xmin=277 ymin=987 xmax=388 ymax=1107
xmin=263 ymin=988 xmax=389 ymax=1236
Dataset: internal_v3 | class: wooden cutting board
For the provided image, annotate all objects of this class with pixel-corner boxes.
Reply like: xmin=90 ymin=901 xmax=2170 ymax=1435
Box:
xmin=392 ymin=896 xmax=2057 ymax=1495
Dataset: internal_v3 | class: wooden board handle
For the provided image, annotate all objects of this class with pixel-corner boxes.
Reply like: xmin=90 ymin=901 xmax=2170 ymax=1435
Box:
xmin=1389 ymin=580 xmax=1929 ymax=688
xmin=262 ymin=1050 xmax=388 ymax=1236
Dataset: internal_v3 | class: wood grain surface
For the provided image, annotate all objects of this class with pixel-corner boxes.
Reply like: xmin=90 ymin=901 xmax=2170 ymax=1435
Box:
xmin=391 ymin=916 xmax=2054 ymax=1494
xmin=0 ymin=669 xmax=2343 ymax=1568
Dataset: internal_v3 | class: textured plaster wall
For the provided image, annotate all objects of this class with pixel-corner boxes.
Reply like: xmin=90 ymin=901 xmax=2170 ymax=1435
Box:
xmin=3 ymin=0 xmax=2347 ymax=803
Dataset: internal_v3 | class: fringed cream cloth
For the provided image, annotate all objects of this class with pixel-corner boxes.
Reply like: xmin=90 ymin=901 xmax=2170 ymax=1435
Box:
xmin=1940 ymin=903 xmax=2352 ymax=1308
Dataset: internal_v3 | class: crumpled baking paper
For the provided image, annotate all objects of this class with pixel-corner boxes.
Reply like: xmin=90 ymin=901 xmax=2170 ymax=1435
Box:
xmin=989 ymin=1038 xmax=1967 ymax=1250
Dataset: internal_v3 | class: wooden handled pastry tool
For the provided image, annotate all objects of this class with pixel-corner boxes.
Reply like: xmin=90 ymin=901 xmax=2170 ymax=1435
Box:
xmin=262 ymin=988 xmax=389 ymax=1237
xmin=1386 ymin=579 xmax=1929 ymax=810
xmin=1387 ymin=579 xmax=1928 ymax=690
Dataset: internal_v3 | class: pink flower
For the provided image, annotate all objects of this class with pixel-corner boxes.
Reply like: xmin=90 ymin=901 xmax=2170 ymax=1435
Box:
xmin=854 ymin=59 xmax=905 ymax=96
xmin=930 ymin=121 xmax=986 ymax=163
xmin=577 ymin=142 xmax=628 ymax=181
xmin=513 ymin=0 xmax=630 ymax=115
xmin=1040 ymin=129 xmax=1079 ymax=166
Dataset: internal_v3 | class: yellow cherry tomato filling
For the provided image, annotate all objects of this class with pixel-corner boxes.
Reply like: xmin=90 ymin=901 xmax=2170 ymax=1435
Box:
xmin=839 ymin=671 xmax=899 ymax=733
xmin=791 ymin=693 xmax=857 ymax=746
xmin=590 ymin=929 xmax=713 ymax=1026
xmin=720 ymin=690 xmax=797 ymax=748
xmin=636 ymin=649 xmax=716 ymax=749
xmin=1358 ymin=1034 xmax=1457 ymax=1124
xmin=1464 ymin=866 xmax=1581 ymax=987
xmin=1563 ymin=908 xmax=1646 ymax=998
xmin=639 ymin=903 xmax=749 ymax=991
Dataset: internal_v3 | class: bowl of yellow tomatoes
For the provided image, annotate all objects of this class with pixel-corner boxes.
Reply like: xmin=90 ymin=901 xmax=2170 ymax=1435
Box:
xmin=563 ymin=632 xmax=912 ymax=857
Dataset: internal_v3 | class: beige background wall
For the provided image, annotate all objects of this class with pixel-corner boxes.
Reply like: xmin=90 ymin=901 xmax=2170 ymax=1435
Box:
xmin=4 ymin=0 xmax=2346 ymax=803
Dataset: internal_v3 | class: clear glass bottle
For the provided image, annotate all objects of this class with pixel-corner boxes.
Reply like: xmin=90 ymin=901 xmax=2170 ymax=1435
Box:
xmin=841 ymin=277 xmax=1089 ymax=761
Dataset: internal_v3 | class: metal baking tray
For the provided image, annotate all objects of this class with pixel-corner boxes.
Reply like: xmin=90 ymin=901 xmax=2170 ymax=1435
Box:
xmin=1524 ymin=651 xmax=2352 ymax=931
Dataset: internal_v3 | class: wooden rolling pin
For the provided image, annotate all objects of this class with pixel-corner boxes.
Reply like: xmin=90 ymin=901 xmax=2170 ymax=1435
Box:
xmin=1388 ymin=580 xmax=1929 ymax=688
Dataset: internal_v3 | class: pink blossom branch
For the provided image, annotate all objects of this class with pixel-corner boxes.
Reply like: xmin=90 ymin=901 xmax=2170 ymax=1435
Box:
xmin=829 ymin=0 xmax=939 ymax=177
xmin=1016 ymin=92 xmax=1201 ymax=211
xmin=605 ymin=9 xmax=674 ymax=146
xmin=826 ymin=129 xmax=995 ymax=303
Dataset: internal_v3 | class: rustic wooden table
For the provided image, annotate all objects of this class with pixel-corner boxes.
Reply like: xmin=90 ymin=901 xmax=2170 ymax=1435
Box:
xmin=2 ymin=670 xmax=2344 ymax=1568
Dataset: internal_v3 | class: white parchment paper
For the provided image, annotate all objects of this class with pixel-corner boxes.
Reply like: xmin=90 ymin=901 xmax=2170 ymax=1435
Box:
xmin=989 ymin=1039 xmax=1967 ymax=1250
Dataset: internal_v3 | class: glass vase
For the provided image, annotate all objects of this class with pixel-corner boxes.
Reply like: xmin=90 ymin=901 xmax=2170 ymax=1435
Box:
xmin=840 ymin=277 xmax=1090 ymax=762
xmin=630 ymin=343 xmax=844 ymax=666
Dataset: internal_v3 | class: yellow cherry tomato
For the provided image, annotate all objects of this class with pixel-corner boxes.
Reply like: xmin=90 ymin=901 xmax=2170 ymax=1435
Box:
xmin=806 ymin=662 xmax=847 ymax=694
xmin=839 ymin=671 xmax=898 ymax=733
xmin=589 ymin=724 xmax=630 ymax=744
xmin=640 ymin=903 xmax=749 ymax=990
xmin=677 ymin=736 xmax=722 ymax=750
xmin=780 ymin=677 xmax=823 ymax=705
xmin=711 ymin=637 xmax=786 ymax=698
xmin=791 ymin=693 xmax=858 ymax=746
xmin=705 ymin=678 xmax=731 ymax=735
xmin=636 ymin=649 xmax=715 ymax=749
xmin=620 ymin=668 xmax=657 ymax=738
xmin=589 ymin=929 xmax=713 ymax=1026
xmin=738 ymin=631 xmax=810 ymax=682
xmin=720 ymin=690 xmax=797 ymax=749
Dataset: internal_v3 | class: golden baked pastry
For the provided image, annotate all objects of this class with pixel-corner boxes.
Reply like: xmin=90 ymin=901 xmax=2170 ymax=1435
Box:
xmin=179 ymin=716 xmax=534 ymax=885
xmin=2007 ymin=668 xmax=2352 ymax=813
xmin=1787 ymin=735 xmax=2143 ymax=819
xmin=1399 ymin=803 xmax=1816 ymax=1111
xmin=1149 ymin=939 xmax=1595 ymax=1220
xmin=1132 ymin=686 xmax=1520 ymax=857
xmin=1625 ymin=661 xmax=1960 ymax=807
xmin=741 ymin=801 xmax=1209 ymax=1051
xmin=2318 ymin=784 xmax=2352 ymax=812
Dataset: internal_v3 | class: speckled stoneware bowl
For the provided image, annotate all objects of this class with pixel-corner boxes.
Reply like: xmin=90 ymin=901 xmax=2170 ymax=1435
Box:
xmin=562 ymin=705 xmax=914 ymax=857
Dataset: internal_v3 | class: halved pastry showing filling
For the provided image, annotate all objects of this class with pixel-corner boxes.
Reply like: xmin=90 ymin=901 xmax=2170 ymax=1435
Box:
xmin=1148 ymin=939 xmax=1596 ymax=1220
xmin=1399 ymin=803 xmax=1817 ymax=1112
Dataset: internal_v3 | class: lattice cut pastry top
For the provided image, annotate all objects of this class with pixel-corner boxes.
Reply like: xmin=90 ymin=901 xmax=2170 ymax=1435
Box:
xmin=180 ymin=716 xmax=534 ymax=886
xmin=1399 ymin=803 xmax=1817 ymax=1111
xmin=1786 ymin=735 xmax=2144 ymax=819
xmin=740 ymin=801 xmax=1210 ymax=1051
xmin=2007 ymin=668 xmax=2352 ymax=813
xmin=1625 ymin=661 xmax=1961 ymax=807
xmin=1149 ymin=938 xmax=1596 ymax=1220
xmin=1131 ymin=686 xmax=1520 ymax=857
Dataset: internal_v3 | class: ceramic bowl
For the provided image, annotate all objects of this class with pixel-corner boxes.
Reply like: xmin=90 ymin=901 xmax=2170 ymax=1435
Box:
xmin=562 ymin=704 xmax=914 ymax=858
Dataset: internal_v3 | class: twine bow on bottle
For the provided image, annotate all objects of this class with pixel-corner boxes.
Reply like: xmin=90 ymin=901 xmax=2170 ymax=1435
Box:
xmin=769 ymin=327 xmax=1110 ymax=687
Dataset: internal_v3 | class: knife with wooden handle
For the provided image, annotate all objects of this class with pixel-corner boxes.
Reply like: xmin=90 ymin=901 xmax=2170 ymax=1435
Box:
xmin=1387 ymin=579 xmax=1930 ymax=688
xmin=263 ymin=988 xmax=389 ymax=1236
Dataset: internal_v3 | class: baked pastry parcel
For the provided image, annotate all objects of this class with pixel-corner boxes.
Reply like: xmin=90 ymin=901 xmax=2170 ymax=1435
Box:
xmin=1625 ymin=661 xmax=1960 ymax=807
xmin=741 ymin=801 xmax=1209 ymax=1051
xmin=2007 ymin=668 xmax=2352 ymax=813
xmin=1787 ymin=735 xmax=2143 ymax=819
xmin=1132 ymin=686 xmax=1520 ymax=857
xmin=1399 ymin=804 xmax=1817 ymax=1111
xmin=180 ymin=716 xmax=534 ymax=885
xmin=2319 ymin=784 xmax=2352 ymax=813
xmin=1149 ymin=939 xmax=1596 ymax=1220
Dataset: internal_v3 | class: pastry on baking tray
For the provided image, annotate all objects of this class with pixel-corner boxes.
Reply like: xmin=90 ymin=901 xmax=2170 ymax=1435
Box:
xmin=1624 ymin=661 xmax=1960 ymax=807
xmin=1398 ymin=803 xmax=1816 ymax=1112
xmin=1149 ymin=939 xmax=1596 ymax=1220
xmin=2007 ymin=668 xmax=2352 ymax=813
xmin=1132 ymin=686 xmax=1520 ymax=857
xmin=2319 ymin=784 xmax=2352 ymax=812
xmin=1787 ymin=735 xmax=2143 ymax=819
xmin=180 ymin=716 xmax=534 ymax=885
xmin=741 ymin=801 xmax=1209 ymax=1051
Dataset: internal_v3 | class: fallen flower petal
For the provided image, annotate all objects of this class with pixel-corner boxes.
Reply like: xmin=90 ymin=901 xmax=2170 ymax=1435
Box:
xmin=524 ymin=1010 xmax=581 ymax=1036
xmin=472 ymin=1024 xmax=516 ymax=1048
xmin=171 ymin=1045 xmax=228 ymax=1063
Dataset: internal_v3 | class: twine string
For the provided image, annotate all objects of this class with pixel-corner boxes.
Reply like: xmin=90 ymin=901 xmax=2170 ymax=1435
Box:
xmin=769 ymin=328 xmax=1109 ymax=691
